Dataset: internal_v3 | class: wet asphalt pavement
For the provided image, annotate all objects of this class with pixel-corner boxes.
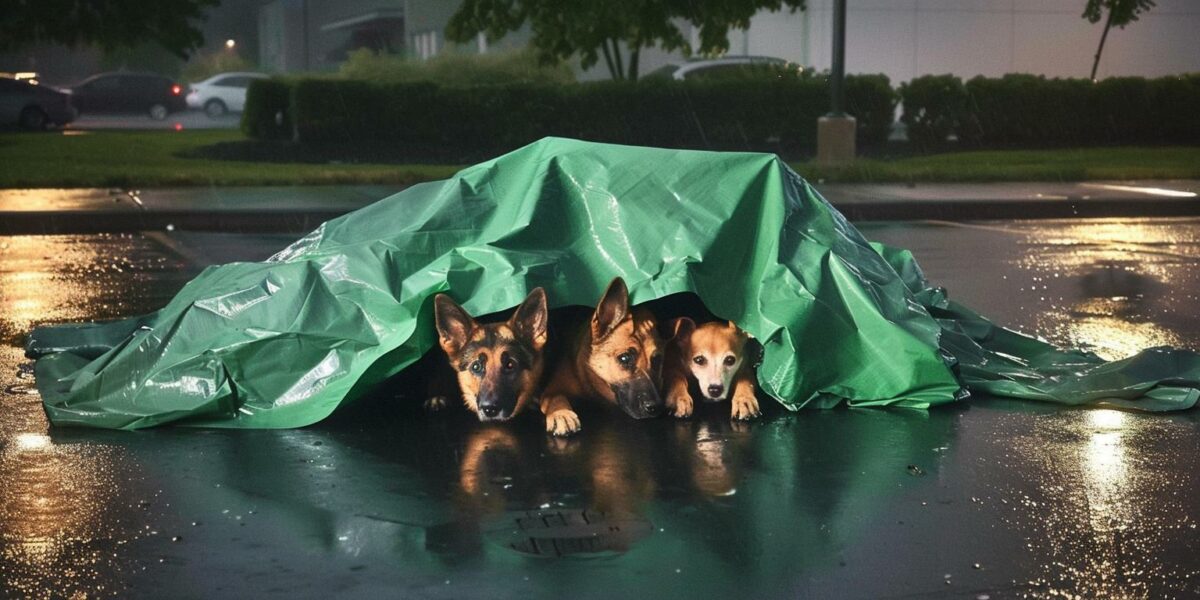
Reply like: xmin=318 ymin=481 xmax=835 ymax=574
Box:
xmin=2 ymin=219 xmax=1200 ymax=599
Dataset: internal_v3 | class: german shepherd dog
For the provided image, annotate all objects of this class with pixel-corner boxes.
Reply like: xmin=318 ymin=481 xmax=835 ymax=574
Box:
xmin=663 ymin=320 xmax=762 ymax=420
xmin=431 ymin=288 xmax=548 ymax=422
xmin=539 ymin=278 xmax=672 ymax=436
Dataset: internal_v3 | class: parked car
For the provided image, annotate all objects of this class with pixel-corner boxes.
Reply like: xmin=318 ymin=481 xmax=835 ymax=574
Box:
xmin=186 ymin=72 xmax=268 ymax=117
xmin=644 ymin=56 xmax=803 ymax=81
xmin=0 ymin=75 xmax=76 ymax=129
xmin=67 ymin=72 xmax=187 ymax=120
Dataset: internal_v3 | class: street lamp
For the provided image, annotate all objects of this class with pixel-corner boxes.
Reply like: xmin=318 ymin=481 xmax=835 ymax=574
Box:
xmin=225 ymin=39 xmax=237 ymax=50
xmin=816 ymin=0 xmax=856 ymax=166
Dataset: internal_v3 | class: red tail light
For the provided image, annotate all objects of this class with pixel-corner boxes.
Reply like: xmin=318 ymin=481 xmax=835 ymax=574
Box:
xmin=171 ymin=84 xmax=182 ymax=95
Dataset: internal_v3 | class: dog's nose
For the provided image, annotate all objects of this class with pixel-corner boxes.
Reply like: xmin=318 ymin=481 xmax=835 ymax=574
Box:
xmin=643 ymin=400 xmax=662 ymax=416
xmin=480 ymin=404 xmax=501 ymax=418
xmin=707 ymin=384 xmax=724 ymax=398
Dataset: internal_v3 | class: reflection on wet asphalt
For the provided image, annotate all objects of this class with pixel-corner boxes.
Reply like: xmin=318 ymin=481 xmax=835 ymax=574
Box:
xmin=863 ymin=218 xmax=1200 ymax=358
xmin=2 ymin=220 xmax=1199 ymax=599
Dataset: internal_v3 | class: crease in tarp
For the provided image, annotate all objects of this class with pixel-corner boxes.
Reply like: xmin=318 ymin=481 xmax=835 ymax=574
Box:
xmin=26 ymin=137 xmax=1200 ymax=430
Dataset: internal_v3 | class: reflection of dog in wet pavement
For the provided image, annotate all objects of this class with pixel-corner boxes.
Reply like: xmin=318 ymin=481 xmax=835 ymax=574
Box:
xmin=451 ymin=413 xmax=750 ymax=527
xmin=670 ymin=418 xmax=753 ymax=498
xmin=423 ymin=403 xmax=754 ymax=558
xmin=663 ymin=320 xmax=762 ymax=421
xmin=429 ymin=288 xmax=548 ymax=423
xmin=539 ymin=278 xmax=669 ymax=437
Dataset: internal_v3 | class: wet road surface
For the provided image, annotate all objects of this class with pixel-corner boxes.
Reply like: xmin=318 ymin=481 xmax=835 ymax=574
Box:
xmin=2 ymin=219 xmax=1199 ymax=599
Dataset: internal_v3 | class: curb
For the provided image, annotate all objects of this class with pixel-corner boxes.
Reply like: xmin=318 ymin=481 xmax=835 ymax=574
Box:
xmin=832 ymin=197 xmax=1200 ymax=222
xmin=0 ymin=211 xmax=348 ymax=235
xmin=0 ymin=198 xmax=1197 ymax=235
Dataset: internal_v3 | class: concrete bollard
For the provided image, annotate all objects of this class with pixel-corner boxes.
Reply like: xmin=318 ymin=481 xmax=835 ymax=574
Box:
xmin=817 ymin=115 xmax=857 ymax=166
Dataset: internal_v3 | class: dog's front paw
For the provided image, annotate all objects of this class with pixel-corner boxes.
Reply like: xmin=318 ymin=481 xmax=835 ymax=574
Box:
xmin=668 ymin=390 xmax=693 ymax=418
xmin=546 ymin=409 xmax=582 ymax=436
xmin=731 ymin=394 xmax=761 ymax=421
xmin=423 ymin=396 xmax=448 ymax=413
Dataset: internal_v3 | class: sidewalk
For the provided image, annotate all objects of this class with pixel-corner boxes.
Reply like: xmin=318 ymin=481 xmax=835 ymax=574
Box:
xmin=819 ymin=179 xmax=1200 ymax=221
xmin=1 ymin=180 xmax=1197 ymax=235
xmin=0 ymin=185 xmax=400 ymax=234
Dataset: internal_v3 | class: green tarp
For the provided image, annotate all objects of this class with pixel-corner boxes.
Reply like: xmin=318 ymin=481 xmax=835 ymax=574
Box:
xmin=25 ymin=138 xmax=1200 ymax=429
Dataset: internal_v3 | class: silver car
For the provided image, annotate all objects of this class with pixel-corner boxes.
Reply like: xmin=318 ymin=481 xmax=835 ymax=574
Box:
xmin=186 ymin=72 xmax=269 ymax=117
xmin=645 ymin=56 xmax=802 ymax=81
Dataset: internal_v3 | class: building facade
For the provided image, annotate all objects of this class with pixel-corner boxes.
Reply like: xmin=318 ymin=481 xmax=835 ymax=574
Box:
xmin=4 ymin=0 xmax=1194 ymax=86
xmin=357 ymin=0 xmax=1200 ymax=83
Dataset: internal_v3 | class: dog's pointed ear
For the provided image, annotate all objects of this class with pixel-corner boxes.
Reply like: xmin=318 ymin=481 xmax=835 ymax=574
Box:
xmin=666 ymin=317 xmax=695 ymax=345
xmin=727 ymin=319 xmax=754 ymax=339
xmin=591 ymin=278 xmax=630 ymax=340
xmin=434 ymin=294 xmax=475 ymax=356
xmin=508 ymin=287 xmax=548 ymax=351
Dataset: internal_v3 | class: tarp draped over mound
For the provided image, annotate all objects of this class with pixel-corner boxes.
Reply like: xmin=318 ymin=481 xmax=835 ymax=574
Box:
xmin=26 ymin=138 xmax=1200 ymax=429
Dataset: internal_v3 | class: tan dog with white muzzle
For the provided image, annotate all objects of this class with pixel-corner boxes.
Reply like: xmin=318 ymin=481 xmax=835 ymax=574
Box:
xmin=663 ymin=320 xmax=761 ymax=421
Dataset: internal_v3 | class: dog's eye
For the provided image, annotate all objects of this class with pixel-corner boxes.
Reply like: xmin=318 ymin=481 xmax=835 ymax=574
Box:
xmin=503 ymin=357 xmax=518 ymax=371
xmin=469 ymin=359 xmax=484 ymax=375
xmin=618 ymin=350 xmax=636 ymax=366
xmin=723 ymin=355 xmax=737 ymax=366
xmin=693 ymin=356 xmax=706 ymax=366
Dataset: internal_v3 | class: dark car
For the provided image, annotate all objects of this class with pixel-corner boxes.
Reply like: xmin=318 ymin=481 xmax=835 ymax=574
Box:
xmin=68 ymin=72 xmax=187 ymax=120
xmin=0 ymin=76 xmax=77 ymax=129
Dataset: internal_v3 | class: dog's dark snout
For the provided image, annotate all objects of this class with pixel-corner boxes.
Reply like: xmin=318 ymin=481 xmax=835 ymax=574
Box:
xmin=480 ymin=403 xmax=501 ymax=418
xmin=707 ymin=384 xmax=725 ymax=398
xmin=642 ymin=400 xmax=662 ymax=415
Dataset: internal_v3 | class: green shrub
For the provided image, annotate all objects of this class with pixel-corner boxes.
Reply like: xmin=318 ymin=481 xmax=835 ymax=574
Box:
xmin=338 ymin=48 xmax=575 ymax=86
xmin=966 ymin=74 xmax=1095 ymax=145
xmin=845 ymin=74 xmax=898 ymax=146
xmin=1153 ymin=73 xmax=1200 ymax=144
xmin=270 ymin=75 xmax=894 ymax=157
xmin=247 ymin=69 xmax=1200 ymax=154
xmin=241 ymin=78 xmax=294 ymax=141
xmin=905 ymin=72 xmax=1200 ymax=148
xmin=899 ymin=74 xmax=972 ymax=149
xmin=1092 ymin=76 xmax=1154 ymax=143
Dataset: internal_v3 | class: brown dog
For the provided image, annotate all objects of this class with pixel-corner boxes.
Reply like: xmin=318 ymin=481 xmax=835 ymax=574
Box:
xmin=538 ymin=278 xmax=668 ymax=436
xmin=663 ymin=320 xmax=762 ymax=420
xmin=431 ymin=288 xmax=548 ymax=422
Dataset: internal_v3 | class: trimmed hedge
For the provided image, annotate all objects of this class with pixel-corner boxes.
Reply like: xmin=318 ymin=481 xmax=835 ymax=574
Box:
xmin=246 ymin=75 xmax=897 ymax=157
xmin=898 ymin=74 xmax=973 ymax=149
xmin=246 ymin=72 xmax=1200 ymax=153
xmin=845 ymin=74 xmax=899 ymax=146
xmin=241 ymin=78 xmax=294 ymax=141
xmin=902 ymin=73 xmax=1200 ymax=149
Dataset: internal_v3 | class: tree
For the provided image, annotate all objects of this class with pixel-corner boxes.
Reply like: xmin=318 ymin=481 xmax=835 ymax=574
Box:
xmin=0 ymin=0 xmax=219 ymax=59
xmin=1083 ymin=0 xmax=1155 ymax=81
xmin=446 ymin=0 xmax=807 ymax=81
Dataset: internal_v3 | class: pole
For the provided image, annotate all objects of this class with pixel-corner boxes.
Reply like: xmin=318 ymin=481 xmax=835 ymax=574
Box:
xmin=829 ymin=0 xmax=846 ymax=116
xmin=302 ymin=0 xmax=310 ymax=71
xmin=817 ymin=0 xmax=855 ymax=165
